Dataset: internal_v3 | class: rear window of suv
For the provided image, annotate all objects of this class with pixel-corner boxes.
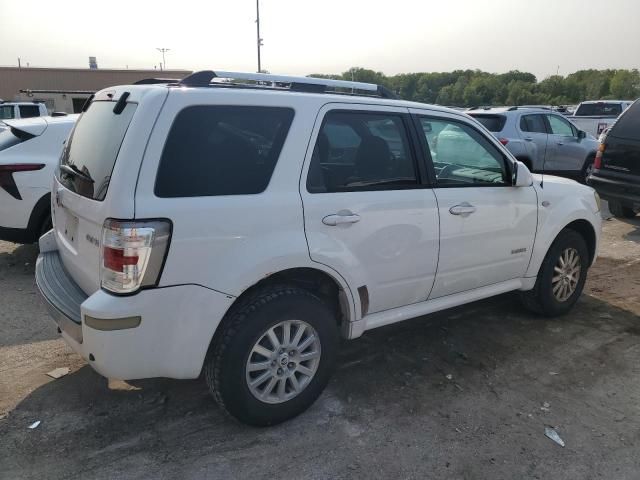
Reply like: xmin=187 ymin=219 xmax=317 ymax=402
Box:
xmin=468 ymin=114 xmax=506 ymax=132
xmin=155 ymin=106 xmax=294 ymax=197
xmin=58 ymin=100 xmax=137 ymax=201
xmin=575 ymin=103 xmax=623 ymax=117
xmin=609 ymin=100 xmax=640 ymax=141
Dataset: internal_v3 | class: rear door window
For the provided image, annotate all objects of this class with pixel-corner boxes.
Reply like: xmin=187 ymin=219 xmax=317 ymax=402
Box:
xmin=19 ymin=105 xmax=41 ymax=118
xmin=306 ymin=111 xmax=418 ymax=193
xmin=609 ymin=100 xmax=640 ymax=141
xmin=469 ymin=114 xmax=506 ymax=132
xmin=520 ymin=114 xmax=547 ymax=133
xmin=58 ymin=100 xmax=137 ymax=200
xmin=155 ymin=106 xmax=294 ymax=197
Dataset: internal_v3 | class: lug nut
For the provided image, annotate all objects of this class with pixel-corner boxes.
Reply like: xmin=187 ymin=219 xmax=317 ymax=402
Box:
xmin=277 ymin=368 xmax=283 ymax=375
xmin=288 ymin=362 xmax=295 ymax=369
xmin=271 ymin=360 xmax=276 ymax=366
xmin=289 ymin=350 xmax=296 ymax=356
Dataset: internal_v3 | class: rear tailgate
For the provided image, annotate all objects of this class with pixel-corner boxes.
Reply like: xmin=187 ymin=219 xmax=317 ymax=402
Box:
xmin=53 ymin=86 xmax=169 ymax=295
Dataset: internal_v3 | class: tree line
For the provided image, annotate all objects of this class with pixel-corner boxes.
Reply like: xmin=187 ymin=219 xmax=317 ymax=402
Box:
xmin=310 ymin=68 xmax=640 ymax=107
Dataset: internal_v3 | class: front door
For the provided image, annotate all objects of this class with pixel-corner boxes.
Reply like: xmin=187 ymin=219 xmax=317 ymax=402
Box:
xmin=518 ymin=113 xmax=549 ymax=171
xmin=545 ymin=113 xmax=586 ymax=173
xmin=300 ymin=104 xmax=439 ymax=315
xmin=411 ymin=110 xmax=538 ymax=298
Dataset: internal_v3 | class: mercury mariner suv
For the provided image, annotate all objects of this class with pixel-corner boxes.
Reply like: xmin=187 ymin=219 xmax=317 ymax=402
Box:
xmin=36 ymin=70 xmax=602 ymax=426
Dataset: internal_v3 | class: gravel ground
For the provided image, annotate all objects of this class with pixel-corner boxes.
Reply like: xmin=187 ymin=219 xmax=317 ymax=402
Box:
xmin=1 ymin=208 xmax=639 ymax=479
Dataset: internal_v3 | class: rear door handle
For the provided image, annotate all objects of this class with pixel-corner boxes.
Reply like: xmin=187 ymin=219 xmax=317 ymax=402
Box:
xmin=449 ymin=202 xmax=476 ymax=217
xmin=524 ymin=137 xmax=533 ymax=142
xmin=322 ymin=211 xmax=361 ymax=226
xmin=557 ymin=141 xmax=564 ymax=146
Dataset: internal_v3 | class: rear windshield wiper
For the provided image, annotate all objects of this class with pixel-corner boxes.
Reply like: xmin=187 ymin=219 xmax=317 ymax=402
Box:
xmin=60 ymin=164 xmax=94 ymax=183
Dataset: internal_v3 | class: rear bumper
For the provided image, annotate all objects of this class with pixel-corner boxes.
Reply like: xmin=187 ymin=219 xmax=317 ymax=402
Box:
xmin=35 ymin=231 xmax=236 ymax=380
xmin=588 ymin=172 xmax=640 ymax=207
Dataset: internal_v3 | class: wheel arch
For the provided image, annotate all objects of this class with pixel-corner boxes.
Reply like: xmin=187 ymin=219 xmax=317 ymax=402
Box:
xmin=564 ymin=218 xmax=597 ymax=265
xmin=25 ymin=192 xmax=52 ymax=242
xmin=222 ymin=266 xmax=357 ymax=338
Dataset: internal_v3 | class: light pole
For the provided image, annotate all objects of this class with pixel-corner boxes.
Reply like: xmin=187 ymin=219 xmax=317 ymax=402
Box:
xmin=256 ymin=0 xmax=263 ymax=73
xmin=156 ymin=48 xmax=170 ymax=71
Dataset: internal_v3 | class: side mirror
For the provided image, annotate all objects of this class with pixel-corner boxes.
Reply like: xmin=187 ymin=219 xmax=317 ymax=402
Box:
xmin=577 ymin=130 xmax=586 ymax=139
xmin=513 ymin=160 xmax=533 ymax=187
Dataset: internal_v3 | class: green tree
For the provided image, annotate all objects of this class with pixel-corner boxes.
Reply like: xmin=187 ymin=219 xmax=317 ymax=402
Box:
xmin=609 ymin=69 xmax=640 ymax=99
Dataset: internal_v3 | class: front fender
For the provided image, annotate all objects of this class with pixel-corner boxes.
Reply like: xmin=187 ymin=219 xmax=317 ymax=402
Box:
xmin=525 ymin=181 xmax=601 ymax=279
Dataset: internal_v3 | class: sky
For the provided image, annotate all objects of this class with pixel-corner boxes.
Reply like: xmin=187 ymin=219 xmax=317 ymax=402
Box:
xmin=1 ymin=0 xmax=638 ymax=81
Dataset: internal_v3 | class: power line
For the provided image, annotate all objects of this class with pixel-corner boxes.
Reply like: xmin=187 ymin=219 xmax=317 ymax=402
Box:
xmin=156 ymin=48 xmax=170 ymax=71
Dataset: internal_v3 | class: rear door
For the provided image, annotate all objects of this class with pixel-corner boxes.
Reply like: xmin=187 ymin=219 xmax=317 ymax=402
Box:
xmin=545 ymin=114 xmax=585 ymax=172
xmin=53 ymin=87 xmax=167 ymax=294
xmin=301 ymin=103 xmax=439 ymax=315
xmin=411 ymin=109 xmax=537 ymax=298
xmin=518 ymin=113 xmax=548 ymax=171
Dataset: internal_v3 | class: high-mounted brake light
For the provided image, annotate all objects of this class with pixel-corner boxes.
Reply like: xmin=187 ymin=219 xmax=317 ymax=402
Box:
xmin=100 ymin=219 xmax=172 ymax=294
xmin=498 ymin=138 xmax=509 ymax=146
xmin=0 ymin=163 xmax=45 ymax=200
xmin=594 ymin=143 xmax=605 ymax=169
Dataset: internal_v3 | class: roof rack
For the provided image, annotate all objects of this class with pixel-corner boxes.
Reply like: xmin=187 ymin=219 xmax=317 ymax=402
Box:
xmin=507 ymin=105 xmax=552 ymax=111
xmin=133 ymin=78 xmax=181 ymax=85
xmin=176 ymin=70 xmax=399 ymax=99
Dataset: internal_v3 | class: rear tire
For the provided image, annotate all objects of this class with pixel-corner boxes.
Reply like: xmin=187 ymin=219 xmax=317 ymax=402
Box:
xmin=204 ymin=284 xmax=339 ymax=426
xmin=608 ymin=200 xmax=637 ymax=219
xmin=520 ymin=229 xmax=589 ymax=317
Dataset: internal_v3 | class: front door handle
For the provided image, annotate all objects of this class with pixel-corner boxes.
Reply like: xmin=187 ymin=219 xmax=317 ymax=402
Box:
xmin=557 ymin=141 xmax=564 ymax=146
xmin=524 ymin=137 xmax=533 ymax=142
xmin=322 ymin=211 xmax=361 ymax=226
xmin=449 ymin=202 xmax=476 ymax=217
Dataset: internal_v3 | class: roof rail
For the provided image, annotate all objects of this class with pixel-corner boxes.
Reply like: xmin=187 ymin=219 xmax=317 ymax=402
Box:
xmin=133 ymin=78 xmax=181 ymax=85
xmin=508 ymin=105 xmax=552 ymax=111
xmin=178 ymin=70 xmax=399 ymax=99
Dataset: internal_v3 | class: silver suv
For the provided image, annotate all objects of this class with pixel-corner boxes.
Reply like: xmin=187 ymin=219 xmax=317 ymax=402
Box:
xmin=467 ymin=107 xmax=599 ymax=183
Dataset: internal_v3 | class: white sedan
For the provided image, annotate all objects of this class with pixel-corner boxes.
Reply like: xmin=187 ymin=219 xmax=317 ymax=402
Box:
xmin=0 ymin=114 xmax=77 ymax=243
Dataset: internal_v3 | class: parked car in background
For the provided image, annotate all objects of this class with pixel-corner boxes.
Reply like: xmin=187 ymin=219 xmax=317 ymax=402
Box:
xmin=467 ymin=107 xmax=599 ymax=182
xmin=588 ymin=99 xmax=640 ymax=218
xmin=571 ymin=100 xmax=634 ymax=138
xmin=0 ymin=114 xmax=78 ymax=243
xmin=36 ymin=71 xmax=600 ymax=426
xmin=0 ymin=102 xmax=49 ymax=127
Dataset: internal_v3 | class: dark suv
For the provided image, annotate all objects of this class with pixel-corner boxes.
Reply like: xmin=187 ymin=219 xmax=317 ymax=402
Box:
xmin=588 ymin=99 xmax=640 ymax=218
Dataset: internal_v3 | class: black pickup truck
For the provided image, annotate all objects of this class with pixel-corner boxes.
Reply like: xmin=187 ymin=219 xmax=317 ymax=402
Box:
xmin=588 ymin=99 xmax=640 ymax=218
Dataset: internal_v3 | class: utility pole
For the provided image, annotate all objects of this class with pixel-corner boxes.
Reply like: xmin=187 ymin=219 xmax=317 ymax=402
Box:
xmin=156 ymin=48 xmax=170 ymax=71
xmin=17 ymin=57 xmax=21 ymax=69
xmin=256 ymin=0 xmax=263 ymax=73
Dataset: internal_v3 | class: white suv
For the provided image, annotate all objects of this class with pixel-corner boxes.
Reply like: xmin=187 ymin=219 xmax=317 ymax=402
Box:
xmin=36 ymin=71 xmax=602 ymax=426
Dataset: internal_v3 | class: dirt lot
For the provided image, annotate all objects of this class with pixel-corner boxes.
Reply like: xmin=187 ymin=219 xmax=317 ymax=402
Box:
xmin=1 ymin=209 xmax=640 ymax=480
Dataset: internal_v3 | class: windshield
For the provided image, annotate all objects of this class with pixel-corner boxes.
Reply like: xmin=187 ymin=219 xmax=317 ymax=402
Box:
xmin=0 ymin=106 xmax=15 ymax=120
xmin=58 ymin=100 xmax=136 ymax=201
xmin=575 ymin=103 xmax=623 ymax=117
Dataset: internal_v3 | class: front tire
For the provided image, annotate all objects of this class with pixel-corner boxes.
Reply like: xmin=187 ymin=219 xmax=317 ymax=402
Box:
xmin=520 ymin=229 xmax=589 ymax=317
xmin=204 ymin=285 xmax=339 ymax=426
xmin=608 ymin=199 xmax=637 ymax=219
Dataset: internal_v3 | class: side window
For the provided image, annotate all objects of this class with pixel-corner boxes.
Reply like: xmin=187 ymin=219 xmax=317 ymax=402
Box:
xmin=306 ymin=111 xmax=417 ymax=193
xmin=418 ymin=117 xmax=509 ymax=187
xmin=19 ymin=105 xmax=41 ymax=118
xmin=520 ymin=114 xmax=547 ymax=134
xmin=155 ymin=106 xmax=294 ymax=197
xmin=547 ymin=115 xmax=575 ymax=136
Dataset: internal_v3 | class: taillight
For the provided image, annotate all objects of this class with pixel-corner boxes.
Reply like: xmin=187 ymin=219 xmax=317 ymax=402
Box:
xmin=594 ymin=143 xmax=605 ymax=169
xmin=499 ymin=138 xmax=509 ymax=146
xmin=0 ymin=163 xmax=45 ymax=200
xmin=100 ymin=219 xmax=172 ymax=294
